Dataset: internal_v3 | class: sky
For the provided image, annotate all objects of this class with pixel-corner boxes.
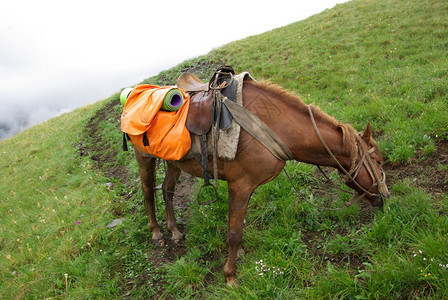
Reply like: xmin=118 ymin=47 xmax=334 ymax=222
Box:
xmin=0 ymin=0 xmax=349 ymax=140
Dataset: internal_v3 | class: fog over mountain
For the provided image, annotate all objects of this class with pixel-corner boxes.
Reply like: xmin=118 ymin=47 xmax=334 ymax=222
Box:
xmin=0 ymin=66 xmax=154 ymax=140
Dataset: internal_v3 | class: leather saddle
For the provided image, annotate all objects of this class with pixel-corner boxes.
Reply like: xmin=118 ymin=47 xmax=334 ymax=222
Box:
xmin=176 ymin=66 xmax=236 ymax=204
xmin=178 ymin=65 xmax=236 ymax=136
xmin=177 ymin=72 xmax=209 ymax=92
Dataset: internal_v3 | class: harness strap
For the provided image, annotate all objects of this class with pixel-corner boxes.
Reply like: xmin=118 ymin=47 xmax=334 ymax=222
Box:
xmin=222 ymin=95 xmax=294 ymax=162
xmin=195 ymin=84 xmax=222 ymax=206
xmin=200 ymin=134 xmax=210 ymax=185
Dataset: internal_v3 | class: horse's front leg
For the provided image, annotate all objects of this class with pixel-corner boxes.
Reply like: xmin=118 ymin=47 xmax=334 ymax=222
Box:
xmin=134 ymin=150 xmax=163 ymax=244
xmin=163 ymin=163 xmax=183 ymax=244
xmin=223 ymin=182 xmax=256 ymax=286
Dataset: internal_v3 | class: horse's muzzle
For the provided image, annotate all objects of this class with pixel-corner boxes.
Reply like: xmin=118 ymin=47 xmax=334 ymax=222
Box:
xmin=371 ymin=196 xmax=384 ymax=208
xmin=379 ymin=183 xmax=391 ymax=199
xmin=378 ymin=188 xmax=391 ymax=207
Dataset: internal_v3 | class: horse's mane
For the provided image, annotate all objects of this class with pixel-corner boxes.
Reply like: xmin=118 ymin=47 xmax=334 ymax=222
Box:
xmin=245 ymin=80 xmax=360 ymax=162
xmin=246 ymin=80 xmax=342 ymax=125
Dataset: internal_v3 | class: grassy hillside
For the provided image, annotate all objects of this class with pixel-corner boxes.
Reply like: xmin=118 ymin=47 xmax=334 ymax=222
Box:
xmin=1 ymin=0 xmax=447 ymax=298
xmin=210 ymin=0 xmax=448 ymax=162
xmin=0 ymin=101 xmax=123 ymax=297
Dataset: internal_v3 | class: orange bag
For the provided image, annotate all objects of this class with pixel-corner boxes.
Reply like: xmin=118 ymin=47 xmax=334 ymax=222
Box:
xmin=121 ymin=84 xmax=191 ymax=160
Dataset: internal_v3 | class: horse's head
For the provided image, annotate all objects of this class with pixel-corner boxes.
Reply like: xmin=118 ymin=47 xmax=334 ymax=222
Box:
xmin=345 ymin=123 xmax=390 ymax=208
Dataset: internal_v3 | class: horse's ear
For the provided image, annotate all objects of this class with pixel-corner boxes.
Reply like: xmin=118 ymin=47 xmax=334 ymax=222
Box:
xmin=362 ymin=122 xmax=371 ymax=144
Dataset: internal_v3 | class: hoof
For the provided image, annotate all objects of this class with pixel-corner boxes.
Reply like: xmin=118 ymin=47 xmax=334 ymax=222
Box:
xmin=226 ymin=278 xmax=239 ymax=287
xmin=172 ymin=231 xmax=183 ymax=245
xmin=237 ymin=247 xmax=245 ymax=259
xmin=173 ymin=238 xmax=183 ymax=246
xmin=152 ymin=232 xmax=164 ymax=246
xmin=152 ymin=238 xmax=165 ymax=247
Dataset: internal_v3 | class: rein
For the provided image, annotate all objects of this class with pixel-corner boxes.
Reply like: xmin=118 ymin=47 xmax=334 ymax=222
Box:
xmin=285 ymin=105 xmax=386 ymax=211
xmin=308 ymin=105 xmax=386 ymax=197
xmin=307 ymin=105 xmax=385 ymax=198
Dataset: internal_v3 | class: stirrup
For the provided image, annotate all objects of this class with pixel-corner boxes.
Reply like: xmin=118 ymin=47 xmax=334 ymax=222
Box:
xmin=197 ymin=183 xmax=218 ymax=205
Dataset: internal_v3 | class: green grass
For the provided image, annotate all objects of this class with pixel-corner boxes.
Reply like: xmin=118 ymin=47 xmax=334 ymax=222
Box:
xmin=1 ymin=0 xmax=447 ymax=298
xmin=0 ymin=100 xmax=122 ymax=298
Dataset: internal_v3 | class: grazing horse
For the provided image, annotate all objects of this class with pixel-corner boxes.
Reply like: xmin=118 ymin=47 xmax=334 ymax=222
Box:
xmin=133 ymin=80 xmax=390 ymax=285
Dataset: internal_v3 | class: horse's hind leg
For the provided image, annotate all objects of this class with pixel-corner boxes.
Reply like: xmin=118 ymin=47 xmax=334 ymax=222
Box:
xmin=163 ymin=163 xmax=183 ymax=243
xmin=134 ymin=150 xmax=163 ymax=244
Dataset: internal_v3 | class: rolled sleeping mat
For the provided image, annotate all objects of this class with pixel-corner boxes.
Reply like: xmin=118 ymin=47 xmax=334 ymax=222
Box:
xmin=161 ymin=88 xmax=184 ymax=112
xmin=120 ymin=87 xmax=134 ymax=106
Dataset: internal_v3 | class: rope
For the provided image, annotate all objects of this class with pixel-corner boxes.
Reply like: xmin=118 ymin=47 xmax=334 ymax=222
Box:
xmin=307 ymin=105 xmax=383 ymax=198
xmin=281 ymin=105 xmax=387 ymax=211
xmin=316 ymin=165 xmax=353 ymax=194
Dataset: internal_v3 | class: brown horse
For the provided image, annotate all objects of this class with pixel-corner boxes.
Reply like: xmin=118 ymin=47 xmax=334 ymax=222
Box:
xmin=133 ymin=80 xmax=390 ymax=285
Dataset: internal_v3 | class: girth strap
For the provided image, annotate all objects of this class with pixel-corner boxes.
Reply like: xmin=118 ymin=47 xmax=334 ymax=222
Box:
xmin=200 ymin=134 xmax=210 ymax=185
xmin=221 ymin=95 xmax=294 ymax=162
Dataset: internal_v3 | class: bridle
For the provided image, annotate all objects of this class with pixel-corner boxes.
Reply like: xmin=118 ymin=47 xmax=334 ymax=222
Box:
xmin=285 ymin=106 xmax=387 ymax=211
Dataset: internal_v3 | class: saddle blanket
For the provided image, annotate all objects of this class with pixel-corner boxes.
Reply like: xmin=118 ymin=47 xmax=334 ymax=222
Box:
xmin=121 ymin=85 xmax=191 ymax=160
xmin=210 ymin=71 xmax=253 ymax=160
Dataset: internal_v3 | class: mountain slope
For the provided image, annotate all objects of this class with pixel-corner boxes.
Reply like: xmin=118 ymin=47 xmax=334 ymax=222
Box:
xmin=0 ymin=100 xmax=125 ymax=297
xmin=210 ymin=0 xmax=447 ymax=162
xmin=1 ymin=0 xmax=447 ymax=298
